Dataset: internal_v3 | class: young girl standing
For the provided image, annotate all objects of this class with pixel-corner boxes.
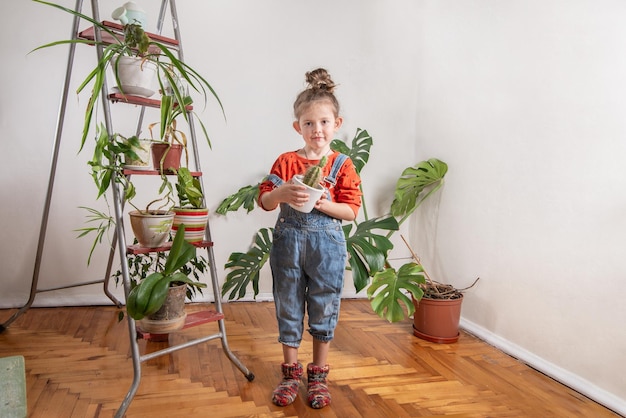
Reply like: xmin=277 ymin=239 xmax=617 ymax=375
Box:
xmin=258 ymin=68 xmax=362 ymax=409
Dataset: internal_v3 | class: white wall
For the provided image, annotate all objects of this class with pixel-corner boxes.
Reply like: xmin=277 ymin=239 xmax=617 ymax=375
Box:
xmin=410 ymin=0 xmax=626 ymax=414
xmin=1 ymin=0 xmax=624 ymax=414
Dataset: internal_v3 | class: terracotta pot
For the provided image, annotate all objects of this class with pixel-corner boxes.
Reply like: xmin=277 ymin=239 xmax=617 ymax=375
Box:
xmin=172 ymin=207 xmax=209 ymax=243
xmin=139 ymin=283 xmax=187 ymax=333
xmin=412 ymin=294 xmax=463 ymax=344
xmin=151 ymin=143 xmax=183 ymax=172
xmin=128 ymin=210 xmax=174 ymax=248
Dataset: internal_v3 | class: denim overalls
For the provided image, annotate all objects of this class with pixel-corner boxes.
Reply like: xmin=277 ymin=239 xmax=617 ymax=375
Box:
xmin=268 ymin=154 xmax=349 ymax=348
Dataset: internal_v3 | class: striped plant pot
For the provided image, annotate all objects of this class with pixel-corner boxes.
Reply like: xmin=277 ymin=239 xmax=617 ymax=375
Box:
xmin=172 ymin=207 xmax=209 ymax=243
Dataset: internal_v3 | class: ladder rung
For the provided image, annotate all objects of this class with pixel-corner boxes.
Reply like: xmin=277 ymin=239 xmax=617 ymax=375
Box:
xmin=78 ymin=20 xmax=179 ymax=49
xmin=127 ymin=240 xmax=214 ymax=255
xmin=108 ymin=93 xmax=193 ymax=111
xmin=123 ymin=168 xmax=202 ymax=177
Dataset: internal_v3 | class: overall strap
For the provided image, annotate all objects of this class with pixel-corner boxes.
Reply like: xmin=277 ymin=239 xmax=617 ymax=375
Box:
xmin=323 ymin=153 xmax=349 ymax=188
xmin=266 ymin=173 xmax=284 ymax=188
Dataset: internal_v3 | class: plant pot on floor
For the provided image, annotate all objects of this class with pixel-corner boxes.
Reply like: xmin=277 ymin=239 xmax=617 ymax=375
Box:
xmin=138 ymin=283 xmax=188 ymax=333
xmin=173 ymin=207 xmax=209 ymax=243
xmin=129 ymin=210 xmax=174 ymax=248
xmin=151 ymin=143 xmax=183 ymax=172
xmin=412 ymin=294 xmax=464 ymax=344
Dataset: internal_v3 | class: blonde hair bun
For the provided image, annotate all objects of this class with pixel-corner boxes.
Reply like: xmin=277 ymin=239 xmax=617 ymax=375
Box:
xmin=305 ymin=68 xmax=336 ymax=93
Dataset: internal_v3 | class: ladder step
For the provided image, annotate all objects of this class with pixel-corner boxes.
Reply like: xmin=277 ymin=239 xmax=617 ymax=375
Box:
xmin=127 ymin=240 xmax=213 ymax=255
xmin=78 ymin=20 xmax=179 ymax=48
xmin=108 ymin=93 xmax=193 ymax=110
xmin=136 ymin=310 xmax=225 ymax=341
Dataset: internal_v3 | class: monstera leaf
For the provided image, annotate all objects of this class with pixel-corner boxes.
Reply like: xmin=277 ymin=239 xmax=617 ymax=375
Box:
xmin=391 ymin=158 xmax=448 ymax=223
xmin=345 ymin=215 xmax=399 ymax=292
xmin=216 ymin=183 xmax=261 ymax=215
xmin=330 ymin=128 xmax=372 ymax=174
xmin=222 ymin=227 xmax=273 ymax=299
xmin=367 ymin=262 xmax=426 ymax=323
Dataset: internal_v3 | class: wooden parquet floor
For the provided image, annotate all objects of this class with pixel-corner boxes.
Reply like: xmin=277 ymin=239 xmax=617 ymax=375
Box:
xmin=0 ymin=300 xmax=620 ymax=418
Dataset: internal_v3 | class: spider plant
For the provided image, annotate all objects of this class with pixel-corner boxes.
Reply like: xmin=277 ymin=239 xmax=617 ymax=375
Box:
xmin=32 ymin=0 xmax=223 ymax=151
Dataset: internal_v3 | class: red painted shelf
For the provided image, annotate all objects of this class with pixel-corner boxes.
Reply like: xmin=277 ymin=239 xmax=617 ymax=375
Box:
xmin=136 ymin=310 xmax=224 ymax=341
xmin=127 ymin=240 xmax=213 ymax=255
xmin=123 ymin=168 xmax=201 ymax=176
xmin=78 ymin=20 xmax=179 ymax=48
xmin=109 ymin=93 xmax=193 ymax=110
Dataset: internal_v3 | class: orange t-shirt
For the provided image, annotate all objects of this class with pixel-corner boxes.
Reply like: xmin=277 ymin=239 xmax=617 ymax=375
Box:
xmin=258 ymin=151 xmax=362 ymax=217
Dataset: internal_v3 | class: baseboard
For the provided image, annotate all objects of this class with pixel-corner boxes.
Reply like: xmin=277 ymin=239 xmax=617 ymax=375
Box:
xmin=460 ymin=317 xmax=626 ymax=417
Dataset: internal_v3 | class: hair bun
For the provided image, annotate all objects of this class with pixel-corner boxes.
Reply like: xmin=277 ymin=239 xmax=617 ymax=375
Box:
xmin=306 ymin=68 xmax=336 ymax=93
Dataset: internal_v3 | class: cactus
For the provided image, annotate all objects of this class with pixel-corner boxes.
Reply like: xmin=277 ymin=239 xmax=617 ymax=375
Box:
xmin=301 ymin=156 xmax=328 ymax=188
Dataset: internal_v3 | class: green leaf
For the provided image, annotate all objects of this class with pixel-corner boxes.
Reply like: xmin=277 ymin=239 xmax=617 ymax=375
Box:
xmin=367 ymin=263 xmax=426 ymax=322
xmin=168 ymin=273 xmax=207 ymax=289
xmin=74 ymin=206 xmax=115 ymax=265
xmin=176 ymin=167 xmax=205 ymax=208
xmin=331 ymin=128 xmax=372 ymax=175
xmin=216 ymin=183 xmax=261 ymax=215
xmin=222 ymin=228 xmax=272 ymax=300
xmin=390 ymin=159 xmax=448 ymax=221
xmin=345 ymin=216 xmax=399 ymax=292
xmin=164 ymin=225 xmax=196 ymax=274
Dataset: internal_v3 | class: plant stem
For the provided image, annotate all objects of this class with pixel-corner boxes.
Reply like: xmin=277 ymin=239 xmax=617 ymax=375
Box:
xmin=400 ymin=234 xmax=441 ymax=296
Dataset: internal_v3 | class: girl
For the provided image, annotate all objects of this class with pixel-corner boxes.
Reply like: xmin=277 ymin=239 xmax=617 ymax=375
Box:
xmin=258 ymin=68 xmax=361 ymax=409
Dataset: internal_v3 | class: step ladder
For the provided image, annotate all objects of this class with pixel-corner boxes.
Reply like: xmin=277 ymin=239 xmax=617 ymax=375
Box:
xmin=1 ymin=1 xmax=254 ymax=416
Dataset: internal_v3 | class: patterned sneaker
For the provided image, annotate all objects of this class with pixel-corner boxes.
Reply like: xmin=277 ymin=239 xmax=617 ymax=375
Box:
xmin=307 ymin=363 xmax=331 ymax=409
xmin=272 ymin=362 xmax=303 ymax=406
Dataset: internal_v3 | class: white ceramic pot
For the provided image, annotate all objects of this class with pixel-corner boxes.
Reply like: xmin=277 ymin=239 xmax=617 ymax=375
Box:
xmin=129 ymin=210 xmax=174 ymax=248
xmin=289 ymin=175 xmax=325 ymax=213
xmin=114 ymin=56 xmax=156 ymax=98
xmin=124 ymin=139 xmax=152 ymax=169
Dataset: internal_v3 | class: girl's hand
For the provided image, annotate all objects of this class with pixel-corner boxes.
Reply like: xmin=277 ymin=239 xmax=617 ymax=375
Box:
xmin=263 ymin=182 xmax=309 ymax=209
xmin=314 ymin=193 xmax=357 ymax=221
xmin=313 ymin=192 xmax=328 ymax=211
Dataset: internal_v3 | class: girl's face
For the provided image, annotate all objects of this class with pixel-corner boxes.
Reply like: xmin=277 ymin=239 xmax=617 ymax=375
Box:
xmin=293 ymin=100 xmax=343 ymax=153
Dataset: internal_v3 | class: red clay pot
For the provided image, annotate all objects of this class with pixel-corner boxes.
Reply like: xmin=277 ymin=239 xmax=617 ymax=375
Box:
xmin=151 ymin=143 xmax=183 ymax=172
xmin=412 ymin=294 xmax=463 ymax=344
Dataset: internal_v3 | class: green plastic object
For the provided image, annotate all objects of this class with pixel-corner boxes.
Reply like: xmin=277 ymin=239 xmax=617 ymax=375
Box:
xmin=0 ymin=355 xmax=27 ymax=418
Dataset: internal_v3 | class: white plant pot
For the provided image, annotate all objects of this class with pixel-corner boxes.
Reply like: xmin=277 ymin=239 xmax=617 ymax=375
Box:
xmin=114 ymin=56 xmax=156 ymax=98
xmin=289 ymin=175 xmax=325 ymax=213
xmin=129 ymin=210 xmax=174 ymax=248
xmin=124 ymin=139 xmax=152 ymax=169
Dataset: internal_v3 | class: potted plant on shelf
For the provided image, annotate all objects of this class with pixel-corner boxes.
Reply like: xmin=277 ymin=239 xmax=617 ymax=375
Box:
xmin=215 ymin=129 xmax=460 ymax=327
xmin=79 ymin=124 xmax=176 ymax=250
xmin=123 ymin=225 xmax=208 ymax=333
xmin=172 ymin=167 xmax=209 ymax=243
xmin=148 ymin=93 xmax=192 ymax=173
xmin=78 ymin=124 xmax=148 ymax=262
xmin=32 ymin=0 xmax=223 ymax=152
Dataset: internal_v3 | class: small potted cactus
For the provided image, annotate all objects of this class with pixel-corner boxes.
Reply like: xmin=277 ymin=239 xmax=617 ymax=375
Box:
xmin=290 ymin=156 xmax=328 ymax=213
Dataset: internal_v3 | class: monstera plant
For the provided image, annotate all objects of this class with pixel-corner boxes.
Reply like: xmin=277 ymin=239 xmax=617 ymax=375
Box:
xmin=216 ymin=128 xmax=448 ymax=322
